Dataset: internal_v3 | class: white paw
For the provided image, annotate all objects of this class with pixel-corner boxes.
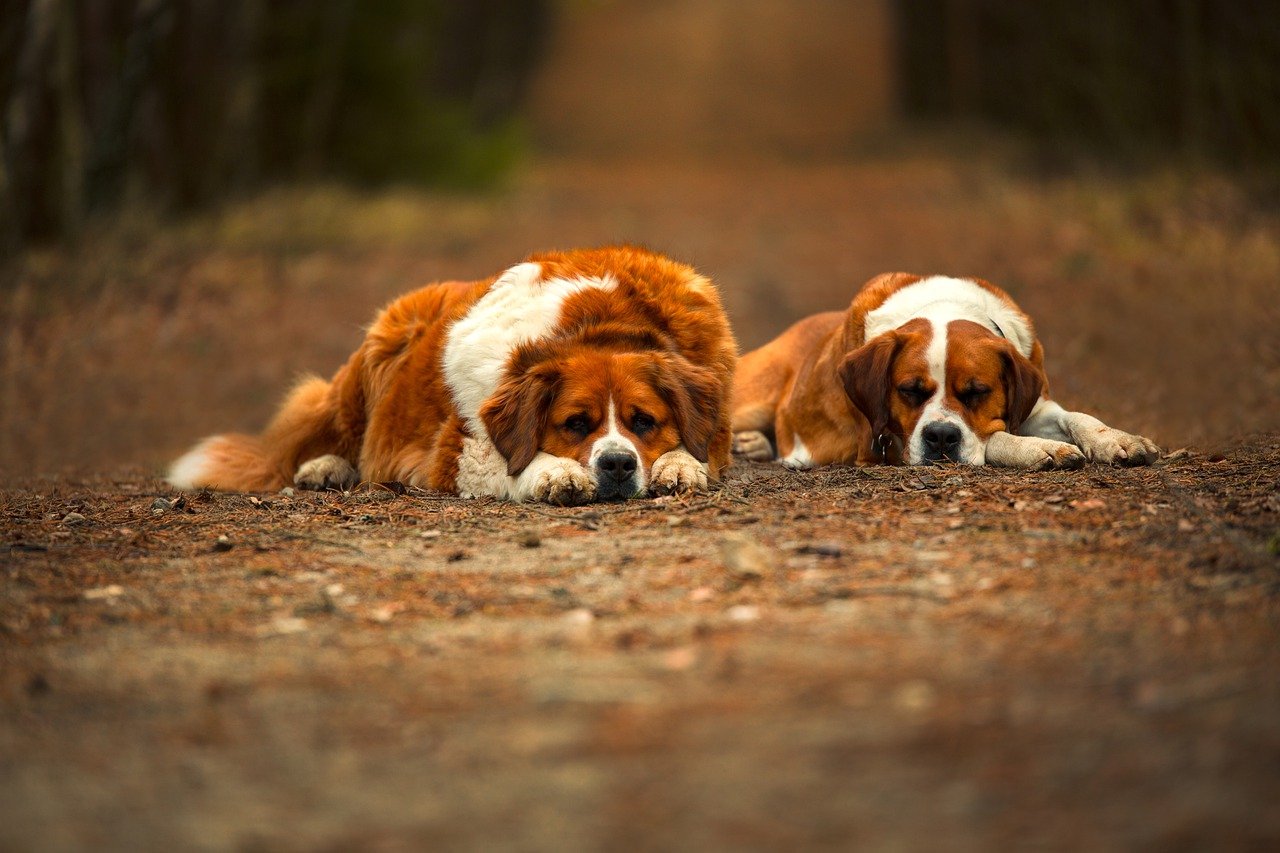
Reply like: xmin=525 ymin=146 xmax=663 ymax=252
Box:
xmin=1078 ymin=427 xmax=1161 ymax=467
xmin=987 ymin=434 xmax=1085 ymax=471
xmin=294 ymin=455 xmax=359 ymax=491
xmin=649 ymin=449 xmax=709 ymax=496
xmin=529 ymin=458 xmax=596 ymax=506
xmin=1032 ymin=440 xmax=1087 ymax=471
xmin=732 ymin=430 xmax=774 ymax=461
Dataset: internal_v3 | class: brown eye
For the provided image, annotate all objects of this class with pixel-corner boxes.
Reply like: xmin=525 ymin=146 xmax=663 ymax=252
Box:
xmin=897 ymin=384 xmax=928 ymax=406
xmin=564 ymin=414 xmax=591 ymax=436
xmin=957 ymin=386 xmax=990 ymax=409
xmin=631 ymin=412 xmax=656 ymax=435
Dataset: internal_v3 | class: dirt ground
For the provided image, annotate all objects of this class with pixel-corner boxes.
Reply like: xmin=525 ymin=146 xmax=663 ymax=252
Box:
xmin=2 ymin=148 xmax=1279 ymax=849
xmin=3 ymin=441 xmax=1279 ymax=850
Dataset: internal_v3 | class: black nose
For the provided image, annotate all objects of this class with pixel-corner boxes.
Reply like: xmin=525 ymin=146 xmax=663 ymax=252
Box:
xmin=597 ymin=451 xmax=638 ymax=483
xmin=922 ymin=422 xmax=962 ymax=460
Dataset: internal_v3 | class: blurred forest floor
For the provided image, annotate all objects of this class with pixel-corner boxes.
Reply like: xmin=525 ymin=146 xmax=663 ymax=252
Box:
xmin=2 ymin=144 xmax=1278 ymax=477
xmin=2 ymin=147 xmax=1279 ymax=848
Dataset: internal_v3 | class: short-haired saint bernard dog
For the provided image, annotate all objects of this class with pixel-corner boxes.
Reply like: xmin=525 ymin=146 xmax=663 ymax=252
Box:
xmin=169 ymin=246 xmax=737 ymax=504
xmin=732 ymin=272 xmax=1159 ymax=470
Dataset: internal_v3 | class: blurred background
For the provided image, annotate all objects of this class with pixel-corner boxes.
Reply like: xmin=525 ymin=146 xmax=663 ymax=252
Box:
xmin=2 ymin=0 xmax=1278 ymax=476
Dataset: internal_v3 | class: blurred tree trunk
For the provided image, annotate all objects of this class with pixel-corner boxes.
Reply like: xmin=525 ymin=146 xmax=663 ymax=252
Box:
xmin=1177 ymin=0 xmax=1205 ymax=158
xmin=301 ymin=0 xmax=355 ymax=176
xmin=216 ymin=0 xmax=263 ymax=191
xmin=0 ymin=2 xmax=25 ymax=254
xmin=87 ymin=0 xmax=173 ymax=213
xmin=4 ymin=0 xmax=55 ymax=246
xmin=54 ymin=0 xmax=86 ymax=238
xmin=944 ymin=0 xmax=978 ymax=115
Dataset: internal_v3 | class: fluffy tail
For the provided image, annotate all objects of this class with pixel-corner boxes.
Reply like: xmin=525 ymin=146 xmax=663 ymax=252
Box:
xmin=167 ymin=371 xmax=361 ymax=491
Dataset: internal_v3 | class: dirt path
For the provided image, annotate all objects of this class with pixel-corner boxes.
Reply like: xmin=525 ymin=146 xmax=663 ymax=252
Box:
xmin=3 ymin=149 xmax=1279 ymax=848
xmin=3 ymin=439 xmax=1278 ymax=849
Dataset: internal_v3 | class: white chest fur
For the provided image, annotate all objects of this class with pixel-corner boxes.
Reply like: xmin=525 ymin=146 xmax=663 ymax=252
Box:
xmin=442 ymin=262 xmax=618 ymax=436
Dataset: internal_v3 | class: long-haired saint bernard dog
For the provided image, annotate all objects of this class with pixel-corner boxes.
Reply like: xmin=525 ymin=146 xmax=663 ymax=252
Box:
xmin=732 ymin=272 xmax=1159 ymax=470
xmin=169 ymin=246 xmax=737 ymax=503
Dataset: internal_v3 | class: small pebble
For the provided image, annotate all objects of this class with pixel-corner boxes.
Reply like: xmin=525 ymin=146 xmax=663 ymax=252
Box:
xmin=261 ymin=616 xmax=308 ymax=637
xmin=213 ymin=535 xmax=234 ymax=552
xmin=662 ymin=647 xmax=698 ymax=671
xmin=563 ymin=607 xmax=595 ymax=626
xmin=368 ymin=604 xmax=402 ymax=623
xmin=151 ymin=497 xmax=171 ymax=511
xmin=797 ymin=542 xmax=843 ymax=557
xmin=83 ymin=585 xmax=125 ymax=600
xmin=62 ymin=512 xmax=86 ymax=525
xmin=727 ymin=604 xmax=760 ymax=623
xmin=893 ymin=679 xmax=937 ymax=713
xmin=720 ymin=534 xmax=774 ymax=581
xmin=279 ymin=486 xmax=296 ymax=497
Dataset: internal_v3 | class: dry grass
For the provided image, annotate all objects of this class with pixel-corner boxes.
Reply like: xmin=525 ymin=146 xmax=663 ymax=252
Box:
xmin=2 ymin=152 xmax=1278 ymax=478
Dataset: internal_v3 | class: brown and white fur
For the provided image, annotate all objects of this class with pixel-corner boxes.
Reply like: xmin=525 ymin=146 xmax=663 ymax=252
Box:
xmin=732 ymin=272 xmax=1159 ymax=470
xmin=168 ymin=246 xmax=737 ymax=503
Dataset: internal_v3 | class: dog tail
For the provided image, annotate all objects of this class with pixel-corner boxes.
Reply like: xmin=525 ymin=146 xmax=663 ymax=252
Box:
xmin=167 ymin=372 xmax=361 ymax=492
xmin=167 ymin=432 xmax=286 ymax=492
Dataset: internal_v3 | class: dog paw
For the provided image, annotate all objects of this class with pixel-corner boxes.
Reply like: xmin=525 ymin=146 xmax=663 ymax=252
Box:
xmin=529 ymin=458 xmax=596 ymax=506
xmin=294 ymin=455 xmax=359 ymax=491
xmin=1078 ymin=427 xmax=1161 ymax=467
xmin=987 ymin=434 xmax=1085 ymax=471
xmin=732 ymin=430 xmax=774 ymax=461
xmin=649 ymin=449 xmax=709 ymax=496
xmin=779 ymin=455 xmax=814 ymax=471
xmin=1034 ymin=441 xmax=1087 ymax=471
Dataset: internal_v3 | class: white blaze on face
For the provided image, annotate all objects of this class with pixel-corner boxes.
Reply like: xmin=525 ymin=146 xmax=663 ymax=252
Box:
xmin=443 ymin=262 xmax=618 ymax=499
xmin=588 ymin=398 xmax=646 ymax=491
xmin=443 ymin=263 xmax=618 ymax=437
xmin=905 ymin=315 xmax=985 ymax=465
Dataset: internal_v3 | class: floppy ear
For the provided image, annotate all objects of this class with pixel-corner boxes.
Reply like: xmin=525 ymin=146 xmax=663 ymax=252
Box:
xmin=648 ymin=354 xmax=721 ymax=463
xmin=999 ymin=343 xmax=1044 ymax=433
xmin=838 ymin=332 xmax=903 ymax=451
xmin=480 ymin=365 xmax=560 ymax=476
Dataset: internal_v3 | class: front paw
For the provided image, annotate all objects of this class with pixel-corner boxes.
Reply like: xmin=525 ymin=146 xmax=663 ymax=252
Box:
xmin=1036 ymin=441 xmax=1086 ymax=471
xmin=649 ymin=449 xmax=709 ymax=496
xmin=732 ymin=430 xmax=774 ymax=461
xmin=295 ymin=455 xmax=359 ymax=490
xmin=987 ymin=434 xmax=1085 ymax=471
xmin=1078 ymin=427 xmax=1160 ymax=467
xmin=530 ymin=458 xmax=597 ymax=506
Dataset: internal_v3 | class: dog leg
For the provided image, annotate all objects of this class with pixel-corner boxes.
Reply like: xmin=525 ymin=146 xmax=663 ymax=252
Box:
xmin=649 ymin=448 xmax=710 ymax=496
xmin=294 ymin=455 xmax=360 ymax=490
xmin=985 ymin=431 xmax=1086 ymax=470
xmin=1019 ymin=401 xmax=1160 ymax=466
xmin=732 ymin=430 xmax=775 ymax=461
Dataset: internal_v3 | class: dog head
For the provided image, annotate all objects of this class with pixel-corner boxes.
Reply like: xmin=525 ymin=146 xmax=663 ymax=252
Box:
xmin=481 ymin=349 xmax=719 ymax=500
xmin=838 ymin=318 xmax=1043 ymax=465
